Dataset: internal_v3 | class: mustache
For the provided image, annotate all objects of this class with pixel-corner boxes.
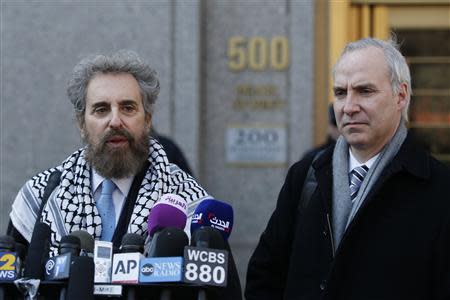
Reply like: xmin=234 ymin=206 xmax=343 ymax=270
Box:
xmin=100 ymin=128 xmax=135 ymax=144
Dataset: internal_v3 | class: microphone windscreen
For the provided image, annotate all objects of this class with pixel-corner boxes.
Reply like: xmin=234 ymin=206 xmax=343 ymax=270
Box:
xmin=191 ymin=199 xmax=234 ymax=241
xmin=148 ymin=227 xmax=188 ymax=257
xmin=66 ymin=256 xmax=95 ymax=300
xmin=24 ymin=222 xmax=51 ymax=279
xmin=59 ymin=235 xmax=81 ymax=256
xmin=0 ymin=235 xmax=16 ymax=251
xmin=120 ymin=233 xmax=144 ymax=253
xmin=70 ymin=230 xmax=94 ymax=254
xmin=191 ymin=226 xmax=226 ymax=250
xmin=147 ymin=194 xmax=188 ymax=237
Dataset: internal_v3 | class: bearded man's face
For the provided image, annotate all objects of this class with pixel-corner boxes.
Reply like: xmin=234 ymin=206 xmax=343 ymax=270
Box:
xmin=81 ymin=73 xmax=151 ymax=178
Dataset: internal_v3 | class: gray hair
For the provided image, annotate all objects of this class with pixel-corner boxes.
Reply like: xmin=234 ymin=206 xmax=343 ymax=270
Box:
xmin=333 ymin=37 xmax=412 ymax=122
xmin=67 ymin=50 xmax=160 ymax=123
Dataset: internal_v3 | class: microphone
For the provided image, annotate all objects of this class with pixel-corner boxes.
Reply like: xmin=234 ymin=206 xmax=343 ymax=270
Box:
xmin=111 ymin=233 xmax=144 ymax=284
xmin=184 ymin=199 xmax=234 ymax=297
xmin=144 ymin=194 xmax=188 ymax=256
xmin=140 ymin=227 xmax=188 ymax=282
xmin=147 ymin=227 xmax=188 ymax=259
xmin=139 ymin=227 xmax=188 ymax=300
xmin=66 ymin=256 xmax=94 ymax=300
xmin=111 ymin=234 xmax=145 ymax=300
xmin=59 ymin=235 xmax=80 ymax=256
xmin=0 ymin=235 xmax=15 ymax=252
xmin=183 ymin=227 xmax=229 ymax=288
xmin=191 ymin=226 xmax=226 ymax=250
xmin=15 ymin=222 xmax=51 ymax=300
xmin=24 ymin=222 xmax=51 ymax=280
xmin=70 ymin=230 xmax=94 ymax=256
xmin=44 ymin=235 xmax=81 ymax=281
xmin=0 ymin=235 xmax=18 ymax=281
xmin=190 ymin=199 xmax=233 ymax=241
xmin=0 ymin=236 xmax=18 ymax=300
xmin=120 ymin=234 xmax=145 ymax=254
xmin=148 ymin=194 xmax=188 ymax=236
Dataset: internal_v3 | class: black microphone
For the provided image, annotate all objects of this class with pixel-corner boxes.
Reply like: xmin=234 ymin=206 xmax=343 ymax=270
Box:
xmin=0 ymin=235 xmax=15 ymax=252
xmin=24 ymin=222 xmax=51 ymax=279
xmin=69 ymin=230 xmax=94 ymax=256
xmin=191 ymin=226 xmax=226 ymax=250
xmin=44 ymin=235 xmax=81 ymax=282
xmin=147 ymin=227 xmax=189 ymax=258
xmin=15 ymin=222 xmax=51 ymax=300
xmin=42 ymin=234 xmax=82 ymax=300
xmin=120 ymin=233 xmax=145 ymax=254
xmin=139 ymin=227 xmax=188 ymax=300
xmin=186 ymin=227 xmax=230 ymax=300
xmin=66 ymin=256 xmax=94 ymax=300
xmin=111 ymin=233 xmax=145 ymax=300
xmin=0 ymin=235 xmax=17 ymax=299
xmin=59 ymin=235 xmax=81 ymax=256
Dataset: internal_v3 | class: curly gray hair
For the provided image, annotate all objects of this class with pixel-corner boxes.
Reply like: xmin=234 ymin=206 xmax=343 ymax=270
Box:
xmin=67 ymin=50 xmax=160 ymax=123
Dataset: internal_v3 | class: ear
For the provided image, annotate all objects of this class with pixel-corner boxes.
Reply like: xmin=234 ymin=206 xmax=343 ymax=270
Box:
xmin=145 ymin=113 xmax=152 ymax=131
xmin=396 ymin=82 xmax=408 ymax=110
xmin=76 ymin=115 xmax=86 ymax=139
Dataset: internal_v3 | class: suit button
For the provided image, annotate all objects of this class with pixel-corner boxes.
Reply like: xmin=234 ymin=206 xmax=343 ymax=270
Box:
xmin=322 ymin=229 xmax=328 ymax=236
xmin=320 ymin=280 xmax=327 ymax=290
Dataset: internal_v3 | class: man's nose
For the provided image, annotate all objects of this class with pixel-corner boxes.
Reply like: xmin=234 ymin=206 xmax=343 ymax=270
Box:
xmin=343 ymin=92 xmax=360 ymax=115
xmin=108 ymin=110 xmax=123 ymax=128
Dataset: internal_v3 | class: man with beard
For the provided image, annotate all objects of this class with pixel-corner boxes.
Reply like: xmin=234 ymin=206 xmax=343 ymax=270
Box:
xmin=7 ymin=51 xmax=243 ymax=299
xmin=7 ymin=50 xmax=208 ymax=254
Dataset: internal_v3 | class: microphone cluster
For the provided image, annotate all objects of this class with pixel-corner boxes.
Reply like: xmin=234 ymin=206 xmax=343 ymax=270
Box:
xmin=1 ymin=194 xmax=234 ymax=300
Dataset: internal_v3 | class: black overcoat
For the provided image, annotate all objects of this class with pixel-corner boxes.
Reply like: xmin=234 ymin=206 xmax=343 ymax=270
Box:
xmin=246 ymin=134 xmax=450 ymax=300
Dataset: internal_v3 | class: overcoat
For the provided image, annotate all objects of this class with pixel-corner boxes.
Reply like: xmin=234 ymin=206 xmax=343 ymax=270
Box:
xmin=246 ymin=134 xmax=450 ymax=300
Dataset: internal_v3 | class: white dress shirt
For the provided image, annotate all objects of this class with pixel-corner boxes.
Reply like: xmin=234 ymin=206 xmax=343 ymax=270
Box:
xmin=348 ymin=149 xmax=380 ymax=173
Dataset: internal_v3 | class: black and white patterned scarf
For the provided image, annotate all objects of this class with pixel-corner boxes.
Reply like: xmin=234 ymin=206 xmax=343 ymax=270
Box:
xmin=10 ymin=138 xmax=209 ymax=254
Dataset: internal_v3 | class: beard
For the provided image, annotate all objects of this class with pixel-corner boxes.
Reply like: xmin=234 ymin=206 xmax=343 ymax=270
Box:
xmin=84 ymin=127 xmax=150 ymax=179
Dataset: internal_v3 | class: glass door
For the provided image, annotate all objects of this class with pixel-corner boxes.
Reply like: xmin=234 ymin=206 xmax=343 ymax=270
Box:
xmin=388 ymin=6 xmax=450 ymax=166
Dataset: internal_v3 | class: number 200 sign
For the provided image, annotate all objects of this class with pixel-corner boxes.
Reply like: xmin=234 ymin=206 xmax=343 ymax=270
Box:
xmin=228 ymin=36 xmax=290 ymax=72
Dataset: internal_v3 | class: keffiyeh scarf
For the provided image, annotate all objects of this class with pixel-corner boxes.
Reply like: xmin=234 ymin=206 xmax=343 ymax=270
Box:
xmin=10 ymin=138 xmax=209 ymax=254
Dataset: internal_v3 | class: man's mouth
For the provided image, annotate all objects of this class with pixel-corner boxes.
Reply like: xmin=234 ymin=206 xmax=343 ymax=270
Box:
xmin=106 ymin=136 xmax=129 ymax=147
xmin=344 ymin=121 xmax=367 ymax=127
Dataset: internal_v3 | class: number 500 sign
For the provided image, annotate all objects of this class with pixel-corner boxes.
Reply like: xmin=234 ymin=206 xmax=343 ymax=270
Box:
xmin=228 ymin=36 xmax=290 ymax=72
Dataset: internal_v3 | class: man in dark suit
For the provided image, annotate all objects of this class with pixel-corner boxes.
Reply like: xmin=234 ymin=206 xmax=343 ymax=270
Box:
xmin=246 ymin=37 xmax=450 ymax=300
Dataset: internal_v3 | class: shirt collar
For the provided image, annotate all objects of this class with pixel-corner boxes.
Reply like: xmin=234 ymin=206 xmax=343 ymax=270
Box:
xmin=91 ymin=169 xmax=134 ymax=196
xmin=349 ymin=149 xmax=380 ymax=172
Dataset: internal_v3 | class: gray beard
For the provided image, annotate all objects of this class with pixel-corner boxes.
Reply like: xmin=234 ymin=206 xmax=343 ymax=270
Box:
xmin=84 ymin=128 xmax=150 ymax=179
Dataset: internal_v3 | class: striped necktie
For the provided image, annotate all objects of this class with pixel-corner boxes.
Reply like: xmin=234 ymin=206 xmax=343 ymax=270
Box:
xmin=349 ymin=165 xmax=369 ymax=202
xmin=96 ymin=179 xmax=116 ymax=241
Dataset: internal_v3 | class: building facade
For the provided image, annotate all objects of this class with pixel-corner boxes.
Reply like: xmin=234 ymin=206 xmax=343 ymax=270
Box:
xmin=1 ymin=0 xmax=449 ymax=289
